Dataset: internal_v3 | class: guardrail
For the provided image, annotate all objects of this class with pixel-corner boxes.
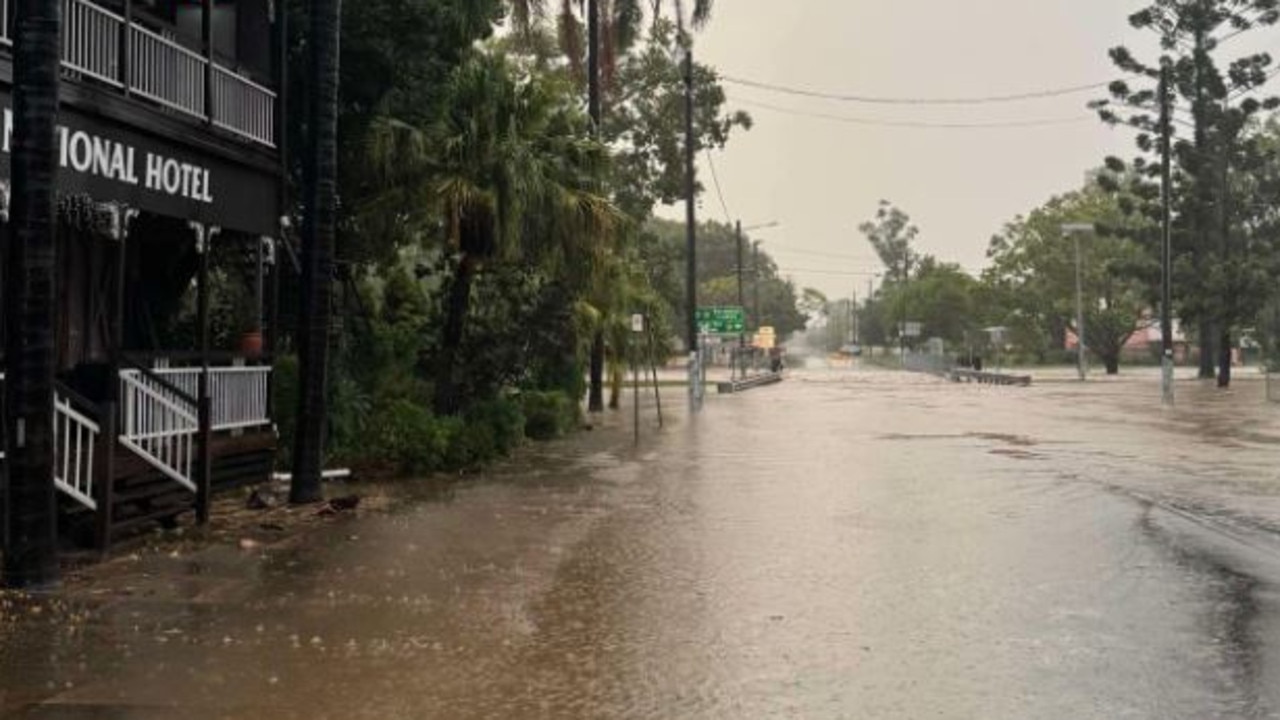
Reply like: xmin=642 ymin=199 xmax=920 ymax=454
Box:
xmin=948 ymin=369 xmax=1033 ymax=387
xmin=3 ymin=0 xmax=276 ymax=146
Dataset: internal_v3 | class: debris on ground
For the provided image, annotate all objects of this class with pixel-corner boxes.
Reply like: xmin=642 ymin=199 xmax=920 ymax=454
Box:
xmin=315 ymin=495 xmax=361 ymax=517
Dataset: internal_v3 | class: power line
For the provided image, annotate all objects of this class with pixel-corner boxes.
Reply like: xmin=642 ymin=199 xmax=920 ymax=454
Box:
xmin=721 ymin=74 xmax=1113 ymax=106
xmin=704 ymin=149 xmax=733 ymax=224
xmin=772 ymin=247 xmax=876 ymax=262
xmin=777 ymin=265 xmax=986 ymax=277
xmin=730 ymin=96 xmax=1094 ymax=130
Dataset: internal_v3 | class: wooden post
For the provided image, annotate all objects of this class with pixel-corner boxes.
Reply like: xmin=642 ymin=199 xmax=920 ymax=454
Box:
xmin=0 ymin=186 xmax=10 ymax=560
xmin=93 ymin=404 xmax=115 ymax=552
xmin=96 ymin=206 xmax=132 ymax=551
xmin=202 ymin=0 xmax=214 ymax=124
xmin=267 ymin=235 xmax=280 ymax=357
xmin=647 ymin=322 xmax=664 ymax=429
xmin=191 ymin=223 xmax=216 ymax=524
xmin=275 ymin=1 xmax=288 ymax=180
xmin=263 ymin=237 xmax=277 ymax=424
xmin=255 ymin=236 xmax=265 ymax=335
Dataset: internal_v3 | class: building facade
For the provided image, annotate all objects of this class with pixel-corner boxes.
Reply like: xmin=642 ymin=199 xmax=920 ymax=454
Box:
xmin=0 ymin=0 xmax=286 ymax=549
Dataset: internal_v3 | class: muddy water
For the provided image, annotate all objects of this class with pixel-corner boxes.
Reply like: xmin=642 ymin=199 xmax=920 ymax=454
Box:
xmin=8 ymin=367 xmax=1280 ymax=718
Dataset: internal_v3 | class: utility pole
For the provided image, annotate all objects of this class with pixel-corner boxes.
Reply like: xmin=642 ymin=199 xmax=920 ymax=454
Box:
xmin=736 ymin=220 xmax=744 ymax=376
xmin=683 ymin=47 xmax=699 ymax=411
xmin=1159 ymin=62 xmax=1175 ymax=405
xmin=1075 ymin=232 xmax=1085 ymax=381
xmin=1062 ymin=223 xmax=1092 ymax=381
xmin=899 ymin=257 xmax=909 ymax=367
xmin=753 ymin=240 xmax=762 ymax=336
xmin=851 ymin=288 xmax=858 ymax=347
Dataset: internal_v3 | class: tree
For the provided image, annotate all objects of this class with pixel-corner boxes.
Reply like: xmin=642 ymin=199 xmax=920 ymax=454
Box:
xmin=1095 ymin=0 xmax=1280 ymax=385
xmin=646 ymin=218 xmax=805 ymax=340
xmin=859 ymin=201 xmax=920 ymax=284
xmin=602 ymin=19 xmax=750 ymax=218
xmin=4 ymin=0 xmax=62 ymax=586
xmin=983 ymin=179 xmax=1155 ymax=374
xmin=291 ymin=0 xmax=343 ymax=505
xmin=369 ymin=52 xmax=618 ymax=414
xmin=509 ymin=3 xmax=726 ymax=414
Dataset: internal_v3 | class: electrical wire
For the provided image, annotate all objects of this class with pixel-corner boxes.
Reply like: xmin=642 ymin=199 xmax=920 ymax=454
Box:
xmin=730 ymin=96 xmax=1094 ymax=130
xmin=704 ymin=149 xmax=733 ymax=225
xmin=777 ymin=265 xmax=986 ymax=278
xmin=721 ymin=74 xmax=1113 ymax=106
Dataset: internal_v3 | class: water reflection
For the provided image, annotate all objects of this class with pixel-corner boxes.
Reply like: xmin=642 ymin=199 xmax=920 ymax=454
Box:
xmin=5 ymin=367 xmax=1280 ymax=717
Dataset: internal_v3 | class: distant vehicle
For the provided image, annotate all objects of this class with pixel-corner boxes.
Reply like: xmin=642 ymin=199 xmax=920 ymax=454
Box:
xmin=839 ymin=344 xmax=863 ymax=357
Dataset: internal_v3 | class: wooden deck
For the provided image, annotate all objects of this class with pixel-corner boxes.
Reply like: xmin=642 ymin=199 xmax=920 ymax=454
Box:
xmin=59 ymin=430 xmax=276 ymax=547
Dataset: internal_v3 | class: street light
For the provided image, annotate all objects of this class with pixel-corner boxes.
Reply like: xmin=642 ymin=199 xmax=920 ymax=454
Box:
xmin=1062 ymin=223 xmax=1094 ymax=381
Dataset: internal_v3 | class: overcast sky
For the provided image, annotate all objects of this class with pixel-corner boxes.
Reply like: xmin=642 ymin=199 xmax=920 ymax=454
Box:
xmin=657 ymin=0 xmax=1280 ymax=299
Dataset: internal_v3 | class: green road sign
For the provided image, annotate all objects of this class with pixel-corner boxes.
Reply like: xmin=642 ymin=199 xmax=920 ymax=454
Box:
xmin=696 ymin=306 xmax=746 ymax=335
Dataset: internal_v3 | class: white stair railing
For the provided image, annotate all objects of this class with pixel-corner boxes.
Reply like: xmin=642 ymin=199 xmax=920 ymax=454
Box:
xmin=53 ymin=392 xmax=100 ymax=511
xmin=118 ymin=369 xmax=197 ymax=492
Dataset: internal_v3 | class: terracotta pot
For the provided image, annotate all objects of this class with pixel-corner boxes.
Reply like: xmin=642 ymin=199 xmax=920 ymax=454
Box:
xmin=239 ymin=330 xmax=264 ymax=358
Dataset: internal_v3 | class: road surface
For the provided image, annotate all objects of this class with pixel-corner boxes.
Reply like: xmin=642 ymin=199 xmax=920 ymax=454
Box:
xmin=6 ymin=366 xmax=1280 ymax=718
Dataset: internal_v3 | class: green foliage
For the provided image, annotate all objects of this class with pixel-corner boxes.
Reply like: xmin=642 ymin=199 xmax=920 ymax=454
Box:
xmin=603 ymin=19 xmax=752 ymax=218
xmin=272 ymin=354 xmax=299 ymax=470
xmin=465 ymin=397 xmax=528 ymax=457
xmin=859 ymin=201 xmax=920 ymax=283
xmin=983 ymin=178 xmax=1154 ymax=371
xmin=521 ymin=391 xmax=578 ymax=440
xmin=646 ymin=217 xmax=806 ymax=340
xmin=334 ymin=395 xmax=531 ymax=476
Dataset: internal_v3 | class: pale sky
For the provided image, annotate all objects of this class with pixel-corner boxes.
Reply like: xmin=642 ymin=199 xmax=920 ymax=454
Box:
xmin=658 ymin=0 xmax=1280 ymax=300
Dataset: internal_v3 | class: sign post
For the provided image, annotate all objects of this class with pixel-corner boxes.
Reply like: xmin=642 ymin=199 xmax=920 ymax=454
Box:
xmin=631 ymin=314 xmax=644 ymax=444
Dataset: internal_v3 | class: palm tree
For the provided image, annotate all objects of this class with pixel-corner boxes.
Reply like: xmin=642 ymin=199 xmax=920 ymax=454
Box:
xmin=370 ymin=52 xmax=619 ymax=415
xmin=291 ymin=0 xmax=343 ymax=505
xmin=509 ymin=0 xmax=712 ymax=413
xmin=4 ymin=0 xmax=63 ymax=587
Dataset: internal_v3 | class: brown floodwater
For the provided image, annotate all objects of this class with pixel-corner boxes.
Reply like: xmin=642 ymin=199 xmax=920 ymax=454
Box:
xmin=7 ymin=365 xmax=1280 ymax=718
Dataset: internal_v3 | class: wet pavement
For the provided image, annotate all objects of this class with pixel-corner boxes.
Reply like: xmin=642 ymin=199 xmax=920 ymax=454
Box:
xmin=8 ymin=365 xmax=1280 ymax=717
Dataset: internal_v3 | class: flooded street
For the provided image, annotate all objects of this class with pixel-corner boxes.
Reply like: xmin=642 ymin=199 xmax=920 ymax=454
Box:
xmin=9 ymin=366 xmax=1280 ymax=718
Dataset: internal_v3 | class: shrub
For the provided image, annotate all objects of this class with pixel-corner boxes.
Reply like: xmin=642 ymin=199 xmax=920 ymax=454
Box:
xmin=465 ymin=397 xmax=526 ymax=455
xmin=521 ymin=391 xmax=576 ymax=441
xmin=364 ymin=399 xmax=448 ymax=475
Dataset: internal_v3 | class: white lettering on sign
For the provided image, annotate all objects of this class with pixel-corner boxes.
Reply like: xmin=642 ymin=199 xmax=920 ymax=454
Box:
xmin=2 ymin=108 xmax=214 ymax=204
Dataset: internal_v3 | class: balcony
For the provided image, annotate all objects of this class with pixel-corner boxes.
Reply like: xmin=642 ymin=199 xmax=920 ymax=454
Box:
xmin=0 ymin=0 xmax=276 ymax=148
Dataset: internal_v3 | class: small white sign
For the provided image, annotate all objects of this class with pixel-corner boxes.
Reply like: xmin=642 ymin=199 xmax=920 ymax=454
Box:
xmin=631 ymin=314 xmax=645 ymax=333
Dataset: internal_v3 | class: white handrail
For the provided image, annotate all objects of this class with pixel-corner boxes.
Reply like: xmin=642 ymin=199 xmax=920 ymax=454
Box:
xmin=53 ymin=392 xmax=100 ymax=511
xmin=118 ymin=370 xmax=197 ymax=492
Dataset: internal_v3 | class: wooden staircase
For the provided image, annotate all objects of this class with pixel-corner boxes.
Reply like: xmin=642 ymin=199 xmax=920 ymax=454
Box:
xmin=59 ymin=429 xmax=276 ymax=547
